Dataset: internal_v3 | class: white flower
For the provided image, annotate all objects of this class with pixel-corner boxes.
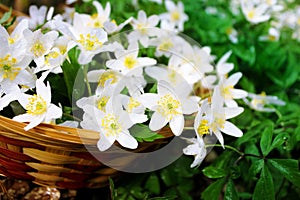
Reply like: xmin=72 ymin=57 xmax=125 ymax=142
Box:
xmin=0 ymin=19 xmax=29 ymax=50
xmin=195 ymin=87 xmax=244 ymax=147
xmin=139 ymin=81 xmax=199 ymax=136
xmin=24 ymin=29 xmax=59 ymax=66
xmin=128 ymin=10 xmax=160 ymax=47
xmin=182 ymin=137 xmax=206 ymax=168
xmin=35 ymin=36 xmax=75 ymax=80
xmin=0 ymin=33 xmax=34 ymax=94
xmin=243 ymin=92 xmax=286 ymax=112
xmin=106 ymin=42 xmax=156 ymax=76
xmin=159 ymin=1 xmax=188 ymax=31
xmin=120 ymin=88 xmax=148 ymax=124
xmin=225 ymin=27 xmax=238 ymax=43
xmin=216 ymin=51 xmax=234 ymax=79
xmin=259 ymin=27 xmax=280 ymax=41
xmin=241 ymin=0 xmax=271 ymax=24
xmin=218 ymin=72 xmax=248 ymax=107
xmin=56 ymin=13 xmax=108 ymax=64
xmin=13 ymin=79 xmax=62 ymax=131
xmin=80 ymin=96 xmax=138 ymax=151
xmin=18 ymin=5 xmax=53 ymax=30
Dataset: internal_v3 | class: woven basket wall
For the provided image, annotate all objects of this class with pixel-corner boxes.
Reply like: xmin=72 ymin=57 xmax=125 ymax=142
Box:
xmin=0 ymin=116 xmax=173 ymax=189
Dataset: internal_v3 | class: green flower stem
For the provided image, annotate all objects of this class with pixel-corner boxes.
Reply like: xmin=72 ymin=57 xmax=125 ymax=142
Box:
xmin=83 ymin=64 xmax=92 ymax=96
xmin=205 ymin=144 xmax=244 ymax=156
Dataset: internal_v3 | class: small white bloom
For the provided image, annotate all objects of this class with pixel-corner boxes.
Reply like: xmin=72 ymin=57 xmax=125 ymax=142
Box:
xmin=216 ymin=51 xmax=234 ymax=79
xmin=218 ymin=72 xmax=248 ymax=107
xmin=56 ymin=13 xmax=108 ymax=64
xmin=24 ymin=29 xmax=59 ymax=66
xmin=241 ymin=0 xmax=271 ymax=24
xmin=225 ymin=27 xmax=238 ymax=43
xmin=18 ymin=5 xmax=53 ymax=30
xmin=80 ymin=96 xmax=138 ymax=151
xmin=259 ymin=27 xmax=280 ymax=41
xmin=182 ymin=137 xmax=206 ymax=168
xmin=13 ymin=79 xmax=62 ymax=131
xmin=243 ymin=92 xmax=286 ymax=112
xmin=106 ymin=42 xmax=156 ymax=76
xmin=159 ymin=1 xmax=188 ymax=31
xmin=139 ymin=81 xmax=199 ymax=136
xmin=128 ymin=10 xmax=160 ymax=47
xmin=195 ymin=87 xmax=244 ymax=147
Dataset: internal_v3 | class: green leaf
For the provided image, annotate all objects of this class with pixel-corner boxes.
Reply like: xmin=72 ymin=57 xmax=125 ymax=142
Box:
xmin=269 ymin=132 xmax=289 ymax=152
xmin=201 ymin=178 xmax=226 ymax=200
xmin=61 ymin=47 xmax=85 ymax=101
xmin=130 ymin=124 xmax=164 ymax=142
xmin=202 ymin=166 xmax=227 ymax=179
xmin=236 ymin=120 xmax=274 ymax=146
xmin=109 ymin=177 xmax=116 ymax=200
xmin=0 ymin=8 xmax=12 ymax=24
xmin=145 ymin=174 xmax=160 ymax=195
xmin=268 ymin=159 xmax=300 ymax=186
xmin=253 ymin=165 xmax=275 ymax=200
xmin=232 ymin=44 xmax=256 ymax=65
xmin=259 ymin=123 xmax=274 ymax=156
xmin=224 ymin=179 xmax=239 ymax=200
xmin=249 ymin=159 xmax=264 ymax=177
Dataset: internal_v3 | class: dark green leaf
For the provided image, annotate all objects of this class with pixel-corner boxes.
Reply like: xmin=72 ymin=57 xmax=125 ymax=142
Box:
xmin=249 ymin=159 xmax=264 ymax=177
xmin=224 ymin=179 xmax=239 ymax=200
xmin=253 ymin=165 xmax=275 ymax=200
xmin=145 ymin=174 xmax=160 ymax=195
xmin=260 ymin=123 xmax=274 ymax=156
xmin=109 ymin=177 xmax=115 ymax=200
xmin=130 ymin=124 xmax=158 ymax=139
xmin=268 ymin=159 xmax=300 ymax=186
xmin=202 ymin=166 xmax=226 ymax=179
xmin=269 ymin=132 xmax=289 ymax=152
xmin=201 ymin=178 xmax=226 ymax=200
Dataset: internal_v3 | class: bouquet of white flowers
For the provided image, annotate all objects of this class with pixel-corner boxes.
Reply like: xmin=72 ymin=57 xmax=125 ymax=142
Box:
xmin=0 ymin=0 xmax=286 ymax=189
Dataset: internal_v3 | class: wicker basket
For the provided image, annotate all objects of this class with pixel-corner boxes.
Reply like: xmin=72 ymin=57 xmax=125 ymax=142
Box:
xmin=0 ymin=115 xmax=173 ymax=189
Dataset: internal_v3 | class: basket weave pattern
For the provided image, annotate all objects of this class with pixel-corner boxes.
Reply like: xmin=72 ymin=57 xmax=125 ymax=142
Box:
xmin=0 ymin=116 xmax=172 ymax=189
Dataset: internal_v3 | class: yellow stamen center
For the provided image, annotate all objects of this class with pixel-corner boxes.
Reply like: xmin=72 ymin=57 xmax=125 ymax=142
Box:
xmin=31 ymin=41 xmax=46 ymax=57
xmin=97 ymin=96 xmax=109 ymax=112
xmin=171 ymin=10 xmax=180 ymax=21
xmin=157 ymin=94 xmax=181 ymax=119
xmin=77 ymin=33 xmax=103 ymax=51
xmin=158 ymin=40 xmax=173 ymax=51
xmin=124 ymin=56 xmax=137 ymax=69
xmin=26 ymin=94 xmax=47 ymax=115
xmin=247 ymin=9 xmax=255 ymax=20
xmin=98 ymin=71 xmax=118 ymax=87
xmin=101 ymin=114 xmax=122 ymax=137
xmin=197 ymin=119 xmax=210 ymax=135
xmin=127 ymin=97 xmax=141 ymax=113
xmin=222 ymin=85 xmax=233 ymax=99
xmin=45 ymin=51 xmax=60 ymax=65
xmin=0 ymin=55 xmax=20 ymax=80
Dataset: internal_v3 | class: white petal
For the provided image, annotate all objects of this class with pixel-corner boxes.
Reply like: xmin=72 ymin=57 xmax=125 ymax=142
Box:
xmin=213 ymin=130 xmax=224 ymax=148
xmin=225 ymin=107 xmax=244 ymax=119
xmin=221 ymin=121 xmax=243 ymax=137
xmin=36 ymin=79 xmax=51 ymax=104
xmin=170 ymin=114 xmax=184 ymax=136
xmin=136 ymin=57 xmax=157 ymax=67
xmin=225 ymin=99 xmax=238 ymax=107
xmin=129 ymin=113 xmax=148 ymax=124
xmin=117 ymin=130 xmax=138 ymax=149
xmin=157 ymin=80 xmax=177 ymax=97
xmin=138 ymin=93 xmax=159 ymax=110
xmin=149 ymin=111 xmax=168 ymax=131
xmin=97 ymin=132 xmax=115 ymax=151
xmin=181 ymin=98 xmax=199 ymax=115
xmin=13 ymin=114 xmax=45 ymax=131
xmin=231 ymin=89 xmax=248 ymax=99
xmin=45 ymin=104 xmax=62 ymax=121
xmin=87 ymin=70 xmax=105 ymax=82
xmin=225 ymin=72 xmax=242 ymax=87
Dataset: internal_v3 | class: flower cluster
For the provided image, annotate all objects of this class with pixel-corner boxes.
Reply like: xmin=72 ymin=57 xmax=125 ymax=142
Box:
xmin=0 ymin=0 xmax=286 ymax=168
